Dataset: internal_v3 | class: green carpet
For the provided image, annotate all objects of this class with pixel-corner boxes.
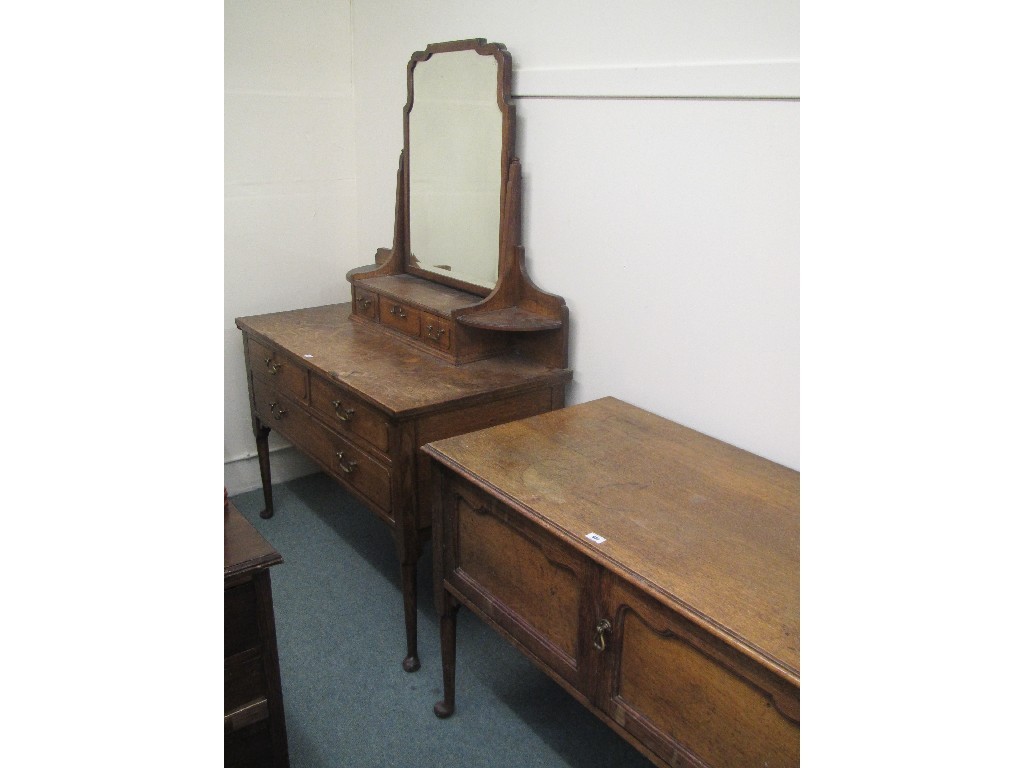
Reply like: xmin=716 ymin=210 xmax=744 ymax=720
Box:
xmin=230 ymin=472 xmax=652 ymax=768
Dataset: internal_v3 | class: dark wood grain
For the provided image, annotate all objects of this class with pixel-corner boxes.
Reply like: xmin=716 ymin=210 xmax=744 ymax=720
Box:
xmin=457 ymin=306 xmax=563 ymax=331
xmin=225 ymin=503 xmax=283 ymax=579
xmin=235 ymin=302 xmax=571 ymax=671
xmin=426 ymin=396 xmax=799 ymax=675
xmin=359 ymin=275 xmax=481 ymax=316
xmin=427 ymin=397 xmax=799 ymax=767
xmin=238 ymin=303 xmax=569 ymax=418
xmin=225 ymin=502 xmax=289 ymax=768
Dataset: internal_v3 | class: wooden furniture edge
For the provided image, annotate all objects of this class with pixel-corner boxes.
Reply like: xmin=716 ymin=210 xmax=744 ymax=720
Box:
xmin=421 ymin=443 xmax=800 ymax=688
xmin=238 ymin=313 xmax=572 ymax=421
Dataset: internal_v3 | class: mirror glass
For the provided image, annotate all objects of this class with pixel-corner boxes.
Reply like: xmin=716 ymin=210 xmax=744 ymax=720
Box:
xmin=408 ymin=49 xmax=502 ymax=291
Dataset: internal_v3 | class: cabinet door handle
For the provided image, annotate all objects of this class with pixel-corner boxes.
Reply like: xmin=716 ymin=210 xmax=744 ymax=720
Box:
xmin=389 ymin=304 xmax=407 ymax=319
xmin=269 ymin=401 xmax=288 ymax=420
xmin=593 ymin=619 xmax=612 ymax=652
xmin=264 ymin=357 xmax=282 ymax=375
xmin=426 ymin=324 xmax=446 ymax=341
xmin=331 ymin=400 xmax=356 ymax=422
xmin=356 ymin=296 xmax=373 ymax=310
xmin=336 ymin=451 xmax=358 ymax=474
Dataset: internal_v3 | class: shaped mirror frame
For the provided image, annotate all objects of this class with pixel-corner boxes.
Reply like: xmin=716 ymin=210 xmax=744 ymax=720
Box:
xmin=347 ymin=39 xmax=568 ymax=370
xmin=405 ymin=41 xmax=511 ymax=293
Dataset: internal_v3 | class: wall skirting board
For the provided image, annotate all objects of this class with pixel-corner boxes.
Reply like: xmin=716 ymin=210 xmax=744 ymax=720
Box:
xmin=224 ymin=446 xmax=319 ymax=496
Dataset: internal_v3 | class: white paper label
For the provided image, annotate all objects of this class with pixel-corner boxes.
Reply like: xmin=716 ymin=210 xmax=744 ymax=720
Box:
xmin=585 ymin=532 xmax=606 ymax=544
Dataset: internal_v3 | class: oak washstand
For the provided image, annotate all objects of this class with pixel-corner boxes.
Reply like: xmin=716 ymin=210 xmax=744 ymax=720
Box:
xmin=425 ymin=397 xmax=799 ymax=767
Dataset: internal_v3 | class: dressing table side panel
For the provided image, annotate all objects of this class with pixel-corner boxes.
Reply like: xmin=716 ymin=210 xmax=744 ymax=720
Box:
xmin=413 ymin=383 xmax=565 ymax=530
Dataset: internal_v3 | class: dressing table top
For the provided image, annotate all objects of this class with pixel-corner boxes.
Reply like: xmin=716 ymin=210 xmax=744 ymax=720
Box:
xmin=236 ymin=303 xmax=571 ymax=418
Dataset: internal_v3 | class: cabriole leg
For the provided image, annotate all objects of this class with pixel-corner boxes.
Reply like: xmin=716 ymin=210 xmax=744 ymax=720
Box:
xmin=255 ymin=424 xmax=274 ymax=519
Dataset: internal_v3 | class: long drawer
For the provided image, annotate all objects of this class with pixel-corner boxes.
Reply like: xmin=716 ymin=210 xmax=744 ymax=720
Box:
xmin=247 ymin=337 xmax=308 ymax=402
xmin=251 ymin=378 xmax=393 ymax=519
xmin=313 ymin=422 xmax=393 ymax=519
xmin=309 ymin=373 xmax=391 ymax=454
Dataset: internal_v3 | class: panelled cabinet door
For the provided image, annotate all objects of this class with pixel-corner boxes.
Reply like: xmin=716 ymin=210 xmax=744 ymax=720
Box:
xmin=597 ymin=577 xmax=799 ymax=768
xmin=446 ymin=477 xmax=597 ymax=694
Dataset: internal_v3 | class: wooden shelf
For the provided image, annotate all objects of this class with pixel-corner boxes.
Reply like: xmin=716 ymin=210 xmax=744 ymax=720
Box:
xmin=359 ymin=274 xmax=480 ymax=317
xmin=457 ymin=307 xmax=563 ymax=332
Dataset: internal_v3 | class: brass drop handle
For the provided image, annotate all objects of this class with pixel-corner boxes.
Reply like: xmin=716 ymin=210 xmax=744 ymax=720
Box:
xmin=264 ymin=357 xmax=282 ymax=375
xmin=336 ymin=451 xmax=358 ymax=474
xmin=356 ymin=296 xmax=373 ymax=310
xmin=426 ymin=324 xmax=446 ymax=341
xmin=389 ymin=304 xmax=407 ymax=319
xmin=593 ymin=619 xmax=612 ymax=652
xmin=269 ymin=401 xmax=288 ymax=420
xmin=332 ymin=400 xmax=356 ymax=422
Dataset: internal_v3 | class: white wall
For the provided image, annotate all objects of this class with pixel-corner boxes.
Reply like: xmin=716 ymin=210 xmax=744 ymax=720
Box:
xmin=224 ymin=0 xmax=357 ymax=492
xmin=350 ymin=0 xmax=800 ymax=468
xmin=224 ymin=0 xmax=799 ymax=493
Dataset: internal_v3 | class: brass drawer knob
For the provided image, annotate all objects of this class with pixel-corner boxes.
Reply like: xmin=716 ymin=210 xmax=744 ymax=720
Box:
xmin=426 ymin=324 xmax=447 ymax=341
xmin=269 ymin=401 xmax=288 ymax=420
xmin=331 ymin=400 xmax=356 ymax=422
xmin=264 ymin=357 xmax=282 ymax=375
xmin=593 ymin=619 xmax=611 ymax=652
xmin=336 ymin=451 xmax=358 ymax=474
xmin=389 ymin=304 xmax=407 ymax=319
